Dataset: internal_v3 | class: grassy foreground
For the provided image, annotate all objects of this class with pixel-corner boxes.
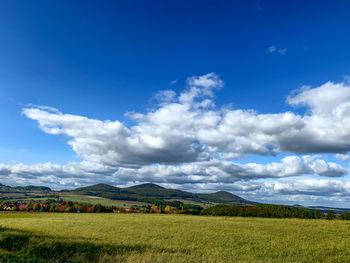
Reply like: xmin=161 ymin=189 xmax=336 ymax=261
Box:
xmin=0 ymin=213 xmax=349 ymax=262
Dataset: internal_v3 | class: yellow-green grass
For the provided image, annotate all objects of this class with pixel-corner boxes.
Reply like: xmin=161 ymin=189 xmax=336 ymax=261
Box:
xmin=58 ymin=195 xmax=150 ymax=207
xmin=0 ymin=212 xmax=349 ymax=262
xmin=7 ymin=194 xmax=149 ymax=207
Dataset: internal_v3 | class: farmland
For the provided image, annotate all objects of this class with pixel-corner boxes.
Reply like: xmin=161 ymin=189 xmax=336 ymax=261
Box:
xmin=58 ymin=194 xmax=150 ymax=207
xmin=0 ymin=212 xmax=350 ymax=262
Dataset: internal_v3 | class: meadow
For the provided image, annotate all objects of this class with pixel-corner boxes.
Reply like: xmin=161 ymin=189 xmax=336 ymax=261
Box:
xmin=58 ymin=195 xmax=149 ymax=208
xmin=0 ymin=212 xmax=349 ymax=263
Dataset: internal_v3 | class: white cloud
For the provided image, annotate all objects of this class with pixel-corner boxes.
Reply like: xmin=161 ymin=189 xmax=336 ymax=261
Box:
xmin=154 ymin=90 xmax=177 ymax=103
xmin=187 ymin=72 xmax=223 ymax=89
xmin=2 ymin=72 xmax=350 ymax=205
xmin=267 ymin=45 xmax=287 ymax=54
xmin=335 ymin=153 xmax=350 ymax=162
xmin=287 ymin=82 xmax=350 ymax=115
xmin=267 ymin=46 xmax=277 ymax=53
xmin=0 ymin=155 xmax=347 ymax=189
xmin=169 ymin=80 xmax=177 ymax=86
xmin=21 ymin=73 xmax=350 ymax=169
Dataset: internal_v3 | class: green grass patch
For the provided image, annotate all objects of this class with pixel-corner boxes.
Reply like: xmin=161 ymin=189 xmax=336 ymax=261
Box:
xmin=59 ymin=195 xmax=150 ymax=207
xmin=0 ymin=212 xmax=350 ymax=262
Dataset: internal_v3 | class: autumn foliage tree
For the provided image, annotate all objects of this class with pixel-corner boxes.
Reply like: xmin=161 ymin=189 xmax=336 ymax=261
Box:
xmin=33 ymin=203 xmax=41 ymax=211
xmin=150 ymin=205 xmax=161 ymax=213
xmin=164 ymin=205 xmax=172 ymax=213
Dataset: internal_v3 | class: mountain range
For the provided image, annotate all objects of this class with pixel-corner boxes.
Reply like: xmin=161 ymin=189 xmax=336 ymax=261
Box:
xmin=0 ymin=182 xmax=252 ymax=207
xmin=67 ymin=183 xmax=252 ymax=206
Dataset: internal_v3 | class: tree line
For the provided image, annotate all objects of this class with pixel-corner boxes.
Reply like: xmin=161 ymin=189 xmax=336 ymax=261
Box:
xmin=200 ymin=204 xmax=350 ymax=220
xmin=1 ymin=199 xmax=349 ymax=220
xmin=0 ymin=199 xmax=202 ymax=214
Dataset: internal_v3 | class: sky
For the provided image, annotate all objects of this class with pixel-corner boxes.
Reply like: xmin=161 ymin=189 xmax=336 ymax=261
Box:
xmin=1 ymin=1 xmax=350 ymax=207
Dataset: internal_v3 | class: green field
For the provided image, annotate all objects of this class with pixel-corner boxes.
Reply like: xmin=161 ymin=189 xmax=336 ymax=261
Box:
xmin=58 ymin=195 xmax=150 ymax=207
xmin=6 ymin=194 xmax=150 ymax=208
xmin=0 ymin=212 xmax=349 ymax=262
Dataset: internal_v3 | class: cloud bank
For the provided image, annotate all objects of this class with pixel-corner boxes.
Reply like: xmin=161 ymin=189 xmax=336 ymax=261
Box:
xmin=2 ymin=73 xmax=350 ymax=206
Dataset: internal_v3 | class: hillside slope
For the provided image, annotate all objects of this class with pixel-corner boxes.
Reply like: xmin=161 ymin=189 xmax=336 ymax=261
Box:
xmin=0 ymin=183 xmax=51 ymax=193
xmin=197 ymin=191 xmax=248 ymax=204
xmin=67 ymin=183 xmax=253 ymax=206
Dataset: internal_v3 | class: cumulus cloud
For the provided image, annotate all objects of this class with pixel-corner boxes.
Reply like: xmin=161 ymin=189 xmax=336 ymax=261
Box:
xmin=2 ymin=72 xmax=350 ymax=205
xmin=23 ymin=76 xmax=350 ymax=165
xmin=0 ymin=156 xmax=347 ymax=191
xmin=287 ymin=82 xmax=350 ymax=115
xmin=112 ymin=156 xmax=347 ymax=186
xmin=0 ymin=161 xmax=114 ymax=187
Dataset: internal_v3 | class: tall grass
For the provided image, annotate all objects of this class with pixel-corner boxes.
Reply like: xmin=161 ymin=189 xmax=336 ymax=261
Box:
xmin=0 ymin=212 xmax=349 ymax=262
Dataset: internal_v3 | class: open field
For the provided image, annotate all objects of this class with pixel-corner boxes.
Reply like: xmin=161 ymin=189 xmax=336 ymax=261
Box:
xmin=0 ymin=213 xmax=350 ymax=262
xmin=5 ymin=194 xmax=151 ymax=208
xmin=58 ymin=194 xmax=150 ymax=207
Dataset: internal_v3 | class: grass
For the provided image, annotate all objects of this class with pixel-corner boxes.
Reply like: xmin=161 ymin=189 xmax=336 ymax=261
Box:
xmin=58 ymin=195 xmax=150 ymax=207
xmin=9 ymin=194 xmax=150 ymax=208
xmin=0 ymin=212 xmax=350 ymax=262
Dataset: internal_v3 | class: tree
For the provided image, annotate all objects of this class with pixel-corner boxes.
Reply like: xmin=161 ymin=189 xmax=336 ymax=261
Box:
xmin=150 ymin=205 xmax=161 ymax=213
xmin=164 ymin=205 xmax=172 ymax=214
xmin=78 ymin=205 xmax=87 ymax=213
xmin=315 ymin=209 xmax=322 ymax=219
xmin=49 ymin=204 xmax=56 ymax=212
xmin=33 ymin=203 xmax=41 ymax=211
xmin=65 ymin=206 xmax=74 ymax=212
xmin=93 ymin=203 xmax=106 ymax=213
xmin=0 ymin=202 xmax=6 ymax=210
xmin=341 ymin=211 xmax=350 ymax=220
xmin=326 ymin=210 xmax=336 ymax=220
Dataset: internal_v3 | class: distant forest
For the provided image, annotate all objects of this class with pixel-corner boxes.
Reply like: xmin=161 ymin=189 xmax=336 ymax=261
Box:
xmin=200 ymin=204 xmax=350 ymax=220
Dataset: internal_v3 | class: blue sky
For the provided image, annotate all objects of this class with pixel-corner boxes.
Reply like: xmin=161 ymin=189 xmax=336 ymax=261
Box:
xmin=2 ymin=1 xmax=350 ymax=206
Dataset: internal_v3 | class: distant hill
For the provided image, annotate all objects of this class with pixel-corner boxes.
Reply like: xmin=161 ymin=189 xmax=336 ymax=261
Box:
xmin=127 ymin=183 xmax=164 ymax=190
xmin=125 ymin=183 xmax=198 ymax=199
xmin=0 ymin=182 xmax=249 ymax=206
xmin=21 ymin=185 xmax=51 ymax=191
xmin=74 ymin=183 xmax=121 ymax=193
xmin=308 ymin=206 xmax=350 ymax=214
xmin=0 ymin=183 xmax=51 ymax=193
xmin=67 ymin=183 xmax=253 ymax=206
xmin=197 ymin=191 xmax=248 ymax=204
